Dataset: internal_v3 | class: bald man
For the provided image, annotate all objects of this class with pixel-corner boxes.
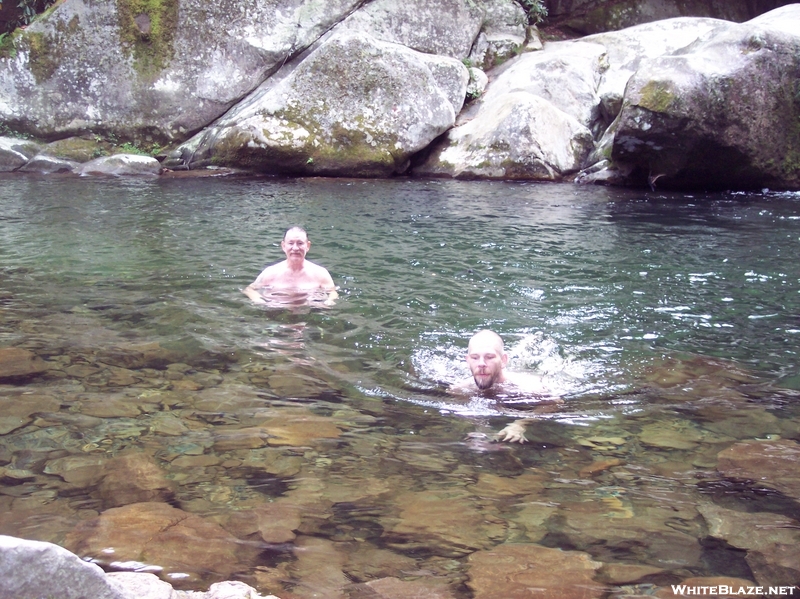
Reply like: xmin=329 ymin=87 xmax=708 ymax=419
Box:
xmin=451 ymin=330 xmax=560 ymax=443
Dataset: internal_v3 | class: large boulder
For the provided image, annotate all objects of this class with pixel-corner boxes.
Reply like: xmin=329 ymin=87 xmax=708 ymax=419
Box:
xmin=599 ymin=4 xmax=800 ymax=190
xmin=0 ymin=0 xmax=364 ymax=143
xmin=545 ymin=0 xmax=793 ymax=35
xmin=0 ymin=535 xmax=128 ymax=599
xmin=171 ymin=31 xmax=468 ymax=177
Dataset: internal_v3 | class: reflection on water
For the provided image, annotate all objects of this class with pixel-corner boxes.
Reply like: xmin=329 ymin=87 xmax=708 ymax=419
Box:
xmin=1 ymin=175 xmax=800 ymax=596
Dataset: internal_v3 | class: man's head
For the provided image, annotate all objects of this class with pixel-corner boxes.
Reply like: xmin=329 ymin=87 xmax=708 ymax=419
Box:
xmin=281 ymin=226 xmax=310 ymax=261
xmin=466 ymin=330 xmax=508 ymax=390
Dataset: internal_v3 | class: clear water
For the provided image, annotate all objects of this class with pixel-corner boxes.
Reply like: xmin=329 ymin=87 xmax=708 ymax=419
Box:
xmin=1 ymin=175 xmax=799 ymax=594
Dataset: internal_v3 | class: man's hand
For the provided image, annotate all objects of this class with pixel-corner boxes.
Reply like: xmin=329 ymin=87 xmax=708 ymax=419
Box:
xmin=495 ymin=421 xmax=528 ymax=443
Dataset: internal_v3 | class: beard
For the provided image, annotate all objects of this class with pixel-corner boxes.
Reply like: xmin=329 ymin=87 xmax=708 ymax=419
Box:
xmin=473 ymin=373 xmax=497 ymax=390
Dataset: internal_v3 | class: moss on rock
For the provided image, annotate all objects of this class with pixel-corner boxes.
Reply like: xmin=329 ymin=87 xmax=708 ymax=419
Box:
xmin=638 ymin=80 xmax=675 ymax=113
xmin=117 ymin=0 xmax=179 ymax=76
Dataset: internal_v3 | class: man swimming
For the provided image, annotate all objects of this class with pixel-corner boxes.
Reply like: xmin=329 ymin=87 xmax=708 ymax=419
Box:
xmin=242 ymin=226 xmax=338 ymax=306
xmin=451 ymin=330 xmax=560 ymax=443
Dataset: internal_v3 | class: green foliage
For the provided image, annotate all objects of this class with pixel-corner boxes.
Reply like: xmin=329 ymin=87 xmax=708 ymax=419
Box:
xmin=116 ymin=140 xmax=164 ymax=157
xmin=0 ymin=122 xmax=33 ymax=139
xmin=515 ymin=0 xmax=548 ymax=25
xmin=2 ymin=0 xmax=59 ymax=34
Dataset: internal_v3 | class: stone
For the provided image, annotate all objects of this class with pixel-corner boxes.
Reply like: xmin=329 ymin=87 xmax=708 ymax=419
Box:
xmin=386 ymin=490 xmax=507 ymax=557
xmin=0 ymin=137 xmax=41 ymax=172
xmin=65 ymin=502 xmax=255 ymax=583
xmin=78 ymin=154 xmax=162 ymax=177
xmin=44 ymin=454 xmax=108 ymax=486
xmin=18 ymin=154 xmax=80 ymax=174
xmin=597 ymin=562 xmax=666 ymax=584
xmin=0 ymin=0 xmax=365 ymax=142
xmin=287 ymin=535 xmax=349 ymax=599
xmin=350 ymin=576 xmax=457 ymax=599
xmin=107 ymin=571 xmax=178 ymax=599
xmin=203 ymin=580 xmax=280 ymax=599
xmin=699 ymin=502 xmax=800 ymax=586
xmin=639 ymin=420 xmax=705 ymax=450
xmin=606 ymin=5 xmax=800 ymax=190
xmin=97 ymin=452 xmax=176 ymax=508
xmin=224 ymin=500 xmax=301 ymax=544
xmin=0 ymin=347 xmax=49 ymax=380
xmin=0 ymin=391 xmax=60 ymax=434
xmin=0 ymin=534 xmax=127 ymax=599
xmin=716 ymin=438 xmax=800 ymax=500
xmin=176 ymin=31 xmax=468 ymax=177
xmin=262 ymin=412 xmax=343 ymax=447
xmin=467 ymin=543 xmax=606 ymax=599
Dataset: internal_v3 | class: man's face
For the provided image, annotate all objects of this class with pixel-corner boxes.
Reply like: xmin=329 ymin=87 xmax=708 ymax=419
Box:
xmin=466 ymin=339 xmax=507 ymax=390
xmin=281 ymin=231 xmax=309 ymax=261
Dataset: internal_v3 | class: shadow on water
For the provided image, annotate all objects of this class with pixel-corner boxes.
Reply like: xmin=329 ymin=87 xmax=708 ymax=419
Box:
xmin=1 ymin=175 xmax=800 ymax=596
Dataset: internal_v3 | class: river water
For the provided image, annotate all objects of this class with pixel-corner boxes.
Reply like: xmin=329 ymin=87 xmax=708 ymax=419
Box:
xmin=1 ymin=175 xmax=799 ymax=596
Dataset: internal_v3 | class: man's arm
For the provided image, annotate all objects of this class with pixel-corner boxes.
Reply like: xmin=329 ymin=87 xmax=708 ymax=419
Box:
xmin=318 ymin=266 xmax=339 ymax=305
xmin=242 ymin=285 xmax=267 ymax=304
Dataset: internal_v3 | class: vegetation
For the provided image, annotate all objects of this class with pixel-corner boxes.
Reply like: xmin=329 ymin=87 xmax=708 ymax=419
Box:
xmin=116 ymin=0 xmax=179 ymax=76
xmin=1 ymin=0 xmax=59 ymax=35
xmin=515 ymin=0 xmax=548 ymax=25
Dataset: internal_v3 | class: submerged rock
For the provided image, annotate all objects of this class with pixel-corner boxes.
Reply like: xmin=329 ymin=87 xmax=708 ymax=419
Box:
xmin=96 ymin=452 xmax=176 ymax=509
xmin=0 ymin=347 xmax=49 ymax=380
xmin=716 ymin=438 xmax=800 ymax=500
xmin=0 ymin=391 xmax=59 ymax=434
xmin=467 ymin=543 xmax=605 ymax=599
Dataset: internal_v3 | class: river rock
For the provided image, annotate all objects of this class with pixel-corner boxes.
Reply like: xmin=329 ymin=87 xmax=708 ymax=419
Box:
xmin=19 ymin=154 xmax=80 ymax=174
xmin=0 ymin=391 xmax=59 ymax=434
xmin=97 ymin=452 xmax=176 ymax=508
xmin=64 ymin=501 xmax=255 ymax=583
xmin=467 ymin=543 xmax=605 ymax=599
xmin=78 ymin=154 xmax=162 ymax=176
xmin=350 ymin=576 xmax=457 ymax=599
xmin=601 ymin=5 xmax=800 ymax=190
xmin=0 ymin=137 xmax=41 ymax=171
xmin=173 ymin=31 xmax=467 ymax=177
xmin=0 ymin=0 xmax=365 ymax=142
xmin=0 ymin=535 xmax=128 ymax=599
xmin=0 ymin=347 xmax=49 ymax=380
xmin=385 ymin=489 xmax=506 ymax=557
xmin=698 ymin=502 xmax=800 ymax=586
xmin=716 ymin=438 xmax=800 ymax=500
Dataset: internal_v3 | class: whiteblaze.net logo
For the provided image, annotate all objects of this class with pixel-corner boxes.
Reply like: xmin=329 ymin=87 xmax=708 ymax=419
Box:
xmin=670 ymin=585 xmax=797 ymax=596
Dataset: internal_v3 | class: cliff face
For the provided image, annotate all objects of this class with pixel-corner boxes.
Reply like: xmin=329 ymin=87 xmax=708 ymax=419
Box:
xmin=0 ymin=0 xmax=798 ymax=190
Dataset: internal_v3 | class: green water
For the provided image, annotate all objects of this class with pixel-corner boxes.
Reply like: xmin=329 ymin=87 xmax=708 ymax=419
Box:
xmin=1 ymin=175 xmax=799 ymax=595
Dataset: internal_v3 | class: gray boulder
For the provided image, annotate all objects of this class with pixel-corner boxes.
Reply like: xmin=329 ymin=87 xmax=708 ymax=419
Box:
xmin=0 ymin=0 xmax=364 ymax=143
xmin=606 ymin=4 xmax=800 ymax=190
xmin=0 ymin=136 xmax=41 ymax=171
xmin=19 ymin=154 xmax=80 ymax=174
xmin=79 ymin=154 xmax=162 ymax=176
xmin=173 ymin=31 xmax=468 ymax=177
xmin=0 ymin=534 xmax=128 ymax=599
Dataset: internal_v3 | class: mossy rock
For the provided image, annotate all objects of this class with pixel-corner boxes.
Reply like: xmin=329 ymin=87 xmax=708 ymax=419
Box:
xmin=45 ymin=137 xmax=109 ymax=162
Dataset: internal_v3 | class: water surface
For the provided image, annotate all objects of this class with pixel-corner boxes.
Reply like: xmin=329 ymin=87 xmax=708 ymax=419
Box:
xmin=1 ymin=175 xmax=799 ymax=596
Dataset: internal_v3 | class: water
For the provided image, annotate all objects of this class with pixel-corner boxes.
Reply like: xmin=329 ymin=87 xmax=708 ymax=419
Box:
xmin=1 ymin=175 xmax=799 ymax=595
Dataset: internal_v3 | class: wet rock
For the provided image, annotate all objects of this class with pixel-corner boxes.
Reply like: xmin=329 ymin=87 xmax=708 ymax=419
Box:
xmin=201 ymin=580 xmax=280 ymax=599
xmin=386 ymin=490 xmax=507 ymax=557
xmin=342 ymin=543 xmax=418 ymax=583
xmin=698 ymin=503 xmax=800 ymax=586
xmin=0 ymin=137 xmax=41 ymax=172
xmin=106 ymin=572 xmax=178 ymax=599
xmin=97 ymin=453 xmax=176 ymax=509
xmin=44 ymin=454 xmax=108 ymax=487
xmin=597 ymin=562 xmax=666 ymax=585
xmin=224 ymin=500 xmax=301 ymax=544
xmin=467 ymin=471 xmax=545 ymax=498
xmin=262 ymin=412 xmax=344 ymax=447
xmin=18 ymin=154 xmax=80 ymax=174
xmin=0 ymin=347 xmax=49 ymax=380
xmin=65 ymin=502 xmax=255 ymax=584
xmin=0 ymin=534 xmax=128 ymax=599
xmin=150 ymin=413 xmax=190 ymax=437
xmin=78 ymin=154 xmax=162 ymax=177
xmin=76 ymin=394 xmax=142 ymax=418
xmin=213 ymin=427 xmax=271 ymax=452
xmin=0 ymin=391 xmax=60 ymax=434
xmin=716 ymin=439 xmax=800 ymax=500
xmin=467 ymin=543 xmax=605 ymax=599
xmin=638 ymin=420 xmax=705 ymax=450
xmin=349 ymin=576 xmax=457 ymax=599
xmin=288 ymin=535 xmax=349 ymax=599
xmin=507 ymin=500 xmax=557 ymax=543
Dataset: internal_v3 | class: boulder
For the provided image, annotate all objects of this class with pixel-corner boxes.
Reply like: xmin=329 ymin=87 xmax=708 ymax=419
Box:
xmin=172 ymin=31 xmax=468 ymax=177
xmin=0 ymin=0 xmax=365 ymax=142
xmin=18 ymin=154 xmax=80 ymax=174
xmin=604 ymin=5 xmax=800 ymax=190
xmin=415 ymin=40 xmax=602 ymax=180
xmin=0 ymin=534 xmax=128 ymax=599
xmin=0 ymin=347 xmax=49 ymax=380
xmin=78 ymin=154 xmax=162 ymax=176
xmin=0 ymin=137 xmax=41 ymax=171
xmin=545 ymin=0 xmax=791 ymax=35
